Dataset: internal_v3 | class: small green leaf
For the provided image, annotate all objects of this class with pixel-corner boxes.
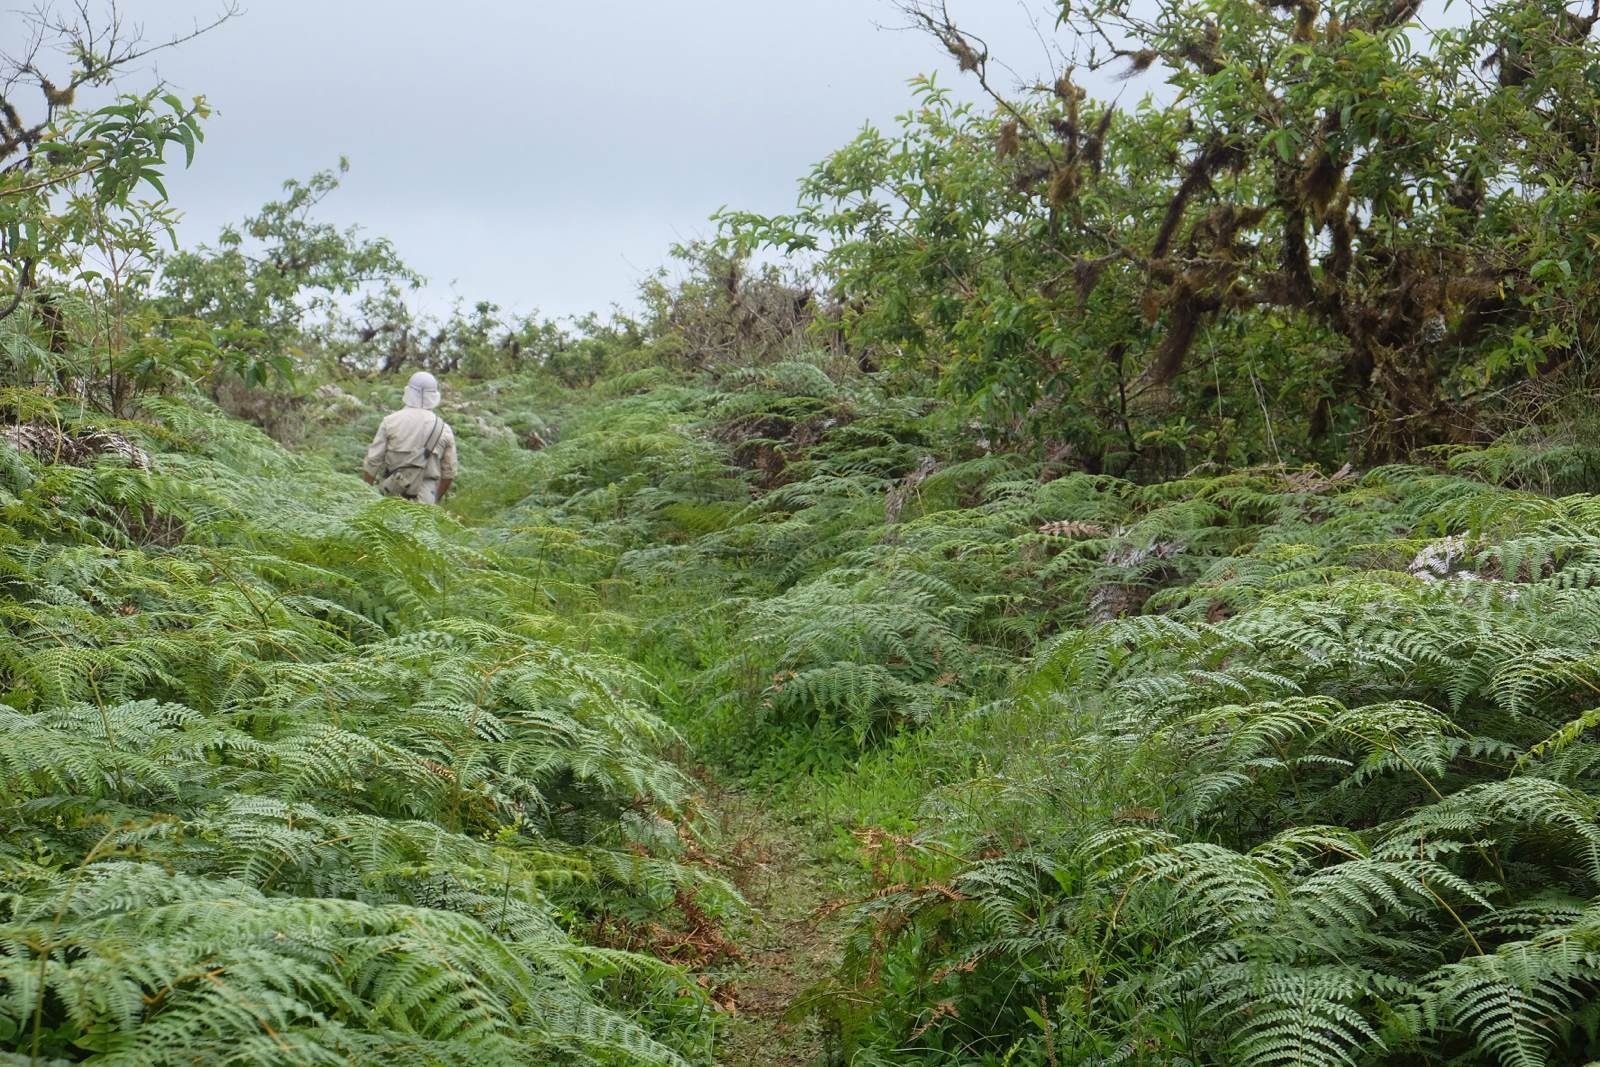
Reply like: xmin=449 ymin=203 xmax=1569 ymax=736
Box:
xmin=138 ymin=170 xmax=169 ymax=199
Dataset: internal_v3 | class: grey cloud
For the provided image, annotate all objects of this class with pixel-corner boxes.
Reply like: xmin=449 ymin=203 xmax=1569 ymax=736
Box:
xmin=63 ymin=0 xmax=1068 ymax=318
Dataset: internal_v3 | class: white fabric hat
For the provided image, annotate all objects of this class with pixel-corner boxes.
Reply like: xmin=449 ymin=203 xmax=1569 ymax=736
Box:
xmin=402 ymin=371 xmax=440 ymax=410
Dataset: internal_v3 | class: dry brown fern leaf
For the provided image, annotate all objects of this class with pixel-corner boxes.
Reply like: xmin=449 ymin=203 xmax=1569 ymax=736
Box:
xmin=1 ymin=422 xmax=149 ymax=468
xmin=1037 ymin=519 xmax=1108 ymax=538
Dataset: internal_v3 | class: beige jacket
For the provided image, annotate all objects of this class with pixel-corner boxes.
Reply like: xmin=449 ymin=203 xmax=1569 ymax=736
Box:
xmin=363 ymin=408 xmax=458 ymax=503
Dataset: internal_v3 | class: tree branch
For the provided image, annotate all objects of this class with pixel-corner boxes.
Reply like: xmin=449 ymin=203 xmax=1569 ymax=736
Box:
xmin=0 ymin=258 xmax=38 ymax=323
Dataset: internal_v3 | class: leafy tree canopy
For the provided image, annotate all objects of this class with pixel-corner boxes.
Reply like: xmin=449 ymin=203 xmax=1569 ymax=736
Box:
xmin=722 ymin=0 xmax=1600 ymax=470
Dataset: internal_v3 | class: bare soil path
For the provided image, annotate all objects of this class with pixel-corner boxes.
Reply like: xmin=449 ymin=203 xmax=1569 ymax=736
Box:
xmin=708 ymin=786 xmax=848 ymax=1066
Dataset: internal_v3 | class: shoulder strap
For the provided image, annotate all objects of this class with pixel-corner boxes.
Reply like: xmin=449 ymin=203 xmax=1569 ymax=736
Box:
xmin=423 ymin=414 xmax=445 ymax=457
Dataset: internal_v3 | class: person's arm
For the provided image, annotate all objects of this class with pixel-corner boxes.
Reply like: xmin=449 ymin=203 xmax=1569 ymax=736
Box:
xmin=361 ymin=419 xmax=388 ymax=486
xmin=436 ymin=428 xmax=458 ymax=501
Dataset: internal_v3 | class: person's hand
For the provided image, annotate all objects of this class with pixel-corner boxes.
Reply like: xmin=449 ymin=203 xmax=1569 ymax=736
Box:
xmin=361 ymin=471 xmax=376 ymax=486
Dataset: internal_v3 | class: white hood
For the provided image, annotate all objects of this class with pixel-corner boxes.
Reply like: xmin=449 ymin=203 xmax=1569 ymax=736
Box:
xmin=402 ymin=371 xmax=440 ymax=410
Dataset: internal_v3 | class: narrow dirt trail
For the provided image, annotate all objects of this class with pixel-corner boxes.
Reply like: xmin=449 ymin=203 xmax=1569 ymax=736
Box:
xmin=709 ymin=787 xmax=847 ymax=1066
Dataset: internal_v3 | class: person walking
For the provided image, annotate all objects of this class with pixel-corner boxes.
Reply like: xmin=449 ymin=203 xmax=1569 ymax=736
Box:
xmin=362 ymin=371 xmax=458 ymax=504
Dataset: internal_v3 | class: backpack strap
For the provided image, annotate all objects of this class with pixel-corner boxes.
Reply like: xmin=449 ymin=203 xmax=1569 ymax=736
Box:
xmin=422 ymin=414 xmax=445 ymax=460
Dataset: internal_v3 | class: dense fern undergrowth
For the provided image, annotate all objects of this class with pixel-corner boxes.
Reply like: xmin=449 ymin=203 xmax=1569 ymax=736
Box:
xmin=306 ymin=360 xmax=1600 ymax=1066
xmin=11 ymin=356 xmax=1600 ymax=1066
xmin=0 ymin=385 xmax=729 ymax=1065
xmin=10 ymin=0 xmax=1600 ymax=1059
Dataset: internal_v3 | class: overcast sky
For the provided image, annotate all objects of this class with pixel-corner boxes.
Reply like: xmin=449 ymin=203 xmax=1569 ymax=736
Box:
xmin=19 ymin=0 xmax=1094 ymax=321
